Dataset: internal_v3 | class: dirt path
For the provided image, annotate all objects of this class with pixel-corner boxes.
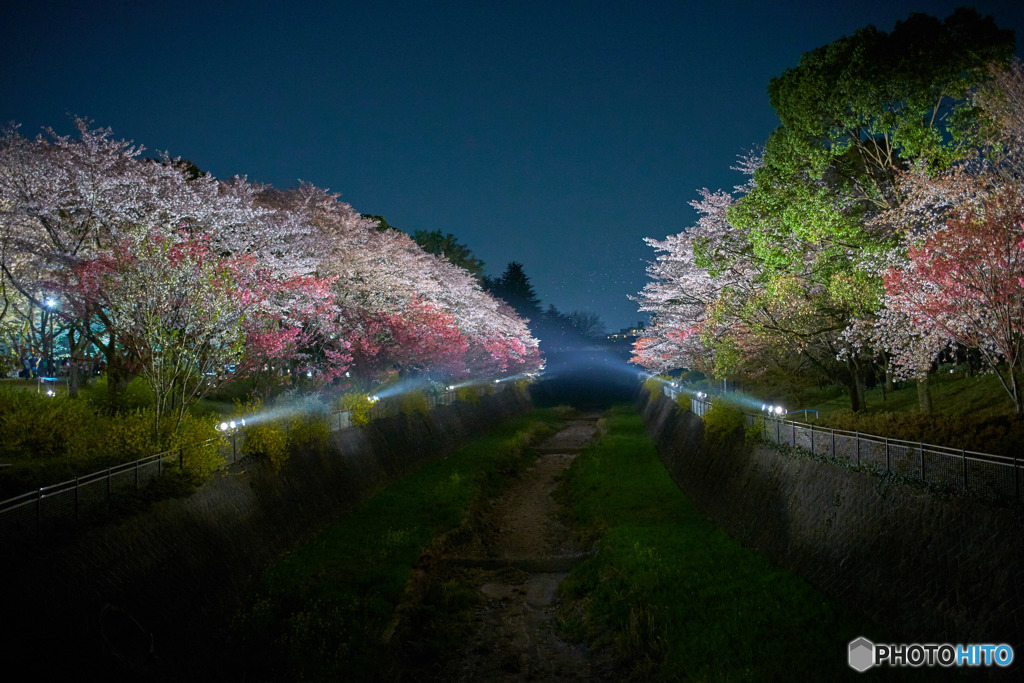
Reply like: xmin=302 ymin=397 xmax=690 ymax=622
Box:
xmin=431 ymin=417 xmax=612 ymax=682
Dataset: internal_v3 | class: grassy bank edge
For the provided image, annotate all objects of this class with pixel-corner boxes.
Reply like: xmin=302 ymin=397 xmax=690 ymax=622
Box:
xmin=227 ymin=406 xmax=570 ymax=681
xmin=555 ymin=404 xmax=946 ymax=681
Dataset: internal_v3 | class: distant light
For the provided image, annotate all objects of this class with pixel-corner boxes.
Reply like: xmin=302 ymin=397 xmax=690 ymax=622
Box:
xmin=494 ymin=379 xmax=500 ymax=384
xmin=345 ymin=371 xmax=351 ymax=377
xmin=46 ymin=389 xmax=55 ymax=397
xmin=45 ymin=298 xmax=55 ymax=308
xmin=306 ymin=370 xmax=312 ymax=378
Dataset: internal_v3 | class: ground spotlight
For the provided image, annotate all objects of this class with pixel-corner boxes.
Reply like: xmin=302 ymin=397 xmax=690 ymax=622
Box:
xmin=216 ymin=418 xmax=246 ymax=433
xmin=369 ymin=395 xmax=380 ymax=403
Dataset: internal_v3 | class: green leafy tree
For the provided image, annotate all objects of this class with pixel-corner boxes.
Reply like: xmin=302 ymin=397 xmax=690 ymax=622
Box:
xmin=722 ymin=8 xmax=1013 ymax=410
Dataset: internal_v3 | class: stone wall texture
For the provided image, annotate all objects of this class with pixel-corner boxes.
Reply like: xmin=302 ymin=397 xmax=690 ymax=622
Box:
xmin=640 ymin=389 xmax=1024 ymax=651
xmin=2 ymin=388 xmax=532 ymax=678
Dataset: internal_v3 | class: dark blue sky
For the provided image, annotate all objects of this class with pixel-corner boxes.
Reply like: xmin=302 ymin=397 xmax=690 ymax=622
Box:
xmin=4 ymin=1 xmax=1023 ymax=330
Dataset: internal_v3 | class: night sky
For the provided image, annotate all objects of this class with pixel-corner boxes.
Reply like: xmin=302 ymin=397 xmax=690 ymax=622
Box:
xmin=4 ymin=1 xmax=1024 ymax=331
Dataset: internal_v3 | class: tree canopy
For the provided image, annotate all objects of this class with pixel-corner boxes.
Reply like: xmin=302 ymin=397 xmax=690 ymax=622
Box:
xmin=634 ymin=9 xmax=1021 ymax=413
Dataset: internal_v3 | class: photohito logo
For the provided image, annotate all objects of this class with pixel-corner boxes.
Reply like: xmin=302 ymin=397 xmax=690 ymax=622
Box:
xmin=848 ymin=637 xmax=1014 ymax=671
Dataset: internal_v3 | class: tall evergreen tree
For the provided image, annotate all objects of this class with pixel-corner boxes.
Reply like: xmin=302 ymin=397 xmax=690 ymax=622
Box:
xmin=488 ymin=262 xmax=542 ymax=320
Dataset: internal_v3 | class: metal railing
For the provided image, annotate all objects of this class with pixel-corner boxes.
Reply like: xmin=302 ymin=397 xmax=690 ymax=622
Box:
xmin=0 ymin=386 xmax=491 ymax=537
xmin=0 ymin=438 xmax=230 ymax=537
xmin=689 ymin=397 xmax=1022 ymax=505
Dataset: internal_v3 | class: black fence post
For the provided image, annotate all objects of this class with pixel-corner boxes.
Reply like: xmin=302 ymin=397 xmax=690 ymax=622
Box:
xmin=1015 ymin=455 xmax=1020 ymax=505
xmin=919 ymin=444 xmax=925 ymax=481
xmin=74 ymin=476 xmax=79 ymax=521
xmin=962 ymin=449 xmax=968 ymax=493
xmin=885 ymin=438 xmax=890 ymax=473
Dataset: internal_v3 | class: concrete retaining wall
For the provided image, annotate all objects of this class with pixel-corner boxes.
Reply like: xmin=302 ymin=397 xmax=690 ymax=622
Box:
xmin=2 ymin=388 xmax=532 ymax=678
xmin=640 ymin=390 xmax=1024 ymax=649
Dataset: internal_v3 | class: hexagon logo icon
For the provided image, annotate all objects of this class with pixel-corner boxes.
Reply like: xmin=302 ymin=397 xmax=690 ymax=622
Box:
xmin=849 ymin=637 xmax=875 ymax=672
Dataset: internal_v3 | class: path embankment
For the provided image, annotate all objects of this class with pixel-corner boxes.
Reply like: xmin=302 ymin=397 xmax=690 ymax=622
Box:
xmin=640 ymin=388 xmax=1024 ymax=649
xmin=433 ymin=416 xmax=609 ymax=681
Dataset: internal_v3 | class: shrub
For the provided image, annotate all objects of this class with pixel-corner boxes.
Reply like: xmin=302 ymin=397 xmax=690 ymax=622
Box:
xmin=242 ymin=421 xmax=289 ymax=473
xmin=288 ymin=415 xmax=332 ymax=456
xmin=398 ymin=390 xmax=431 ymax=418
xmin=170 ymin=412 xmax=224 ymax=482
xmin=102 ymin=408 xmax=161 ymax=462
xmin=455 ymin=386 xmax=480 ymax=405
xmin=642 ymin=376 xmax=663 ymax=396
xmin=337 ymin=392 xmax=373 ymax=426
xmin=701 ymin=401 xmax=746 ymax=446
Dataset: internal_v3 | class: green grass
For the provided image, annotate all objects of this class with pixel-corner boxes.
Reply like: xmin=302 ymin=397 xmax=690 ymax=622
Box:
xmin=230 ymin=408 xmax=566 ymax=681
xmin=556 ymin=405 xmax=944 ymax=681
xmin=798 ymin=369 xmax=1016 ymax=421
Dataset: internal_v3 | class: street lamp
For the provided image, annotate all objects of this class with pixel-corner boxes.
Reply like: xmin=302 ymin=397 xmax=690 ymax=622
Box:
xmin=44 ymin=298 xmax=56 ymax=378
xmin=216 ymin=418 xmax=246 ymax=462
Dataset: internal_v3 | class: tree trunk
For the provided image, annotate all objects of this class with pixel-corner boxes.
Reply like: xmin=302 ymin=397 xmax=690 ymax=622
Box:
xmin=917 ymin=375 xmax=933 ymax=415
xmin=66 ymin=327 xmax=90 ymax=399
xmin=1013 ymin=370 xmax=1023 ymax=414
xmin=106 ymin=360 xmax=133 ymax=410
xmin=68 ymin=363 xmax=80 ymax=399
xmin=846 ymin=357 xmax=866 ymax=412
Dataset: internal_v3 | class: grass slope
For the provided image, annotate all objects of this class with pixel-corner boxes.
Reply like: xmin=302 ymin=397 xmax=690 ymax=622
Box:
xmin=557 ymin=405 xmax=945 ymax=681
xmin=230 ymin=408 xmax=566 ymax=681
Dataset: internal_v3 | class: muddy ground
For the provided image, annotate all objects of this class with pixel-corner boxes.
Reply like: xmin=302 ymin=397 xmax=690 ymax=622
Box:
xmin=407 ymin=417 xmax=618 ymax=682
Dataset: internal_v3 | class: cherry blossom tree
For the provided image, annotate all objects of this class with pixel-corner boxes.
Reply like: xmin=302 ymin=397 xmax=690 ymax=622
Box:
xmin=883 ymin=189 xmax=1024 ymax=411
xmin=65 ymin=228 xmax=251 ymax=437
xmin=2 ymin=118 xmax=542 ymax=417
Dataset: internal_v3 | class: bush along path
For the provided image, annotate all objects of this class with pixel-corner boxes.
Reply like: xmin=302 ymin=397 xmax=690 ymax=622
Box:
xmin=426 ymin=415 xmax=612 ymax=681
